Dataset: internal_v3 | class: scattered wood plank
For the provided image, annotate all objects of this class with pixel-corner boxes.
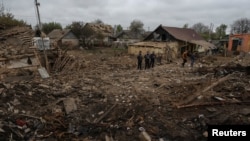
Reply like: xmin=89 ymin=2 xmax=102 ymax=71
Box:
xmin=33 ymin=50 xmax=42 ymax=67
xmin=40 ymin=98 xmax=65 ymax=112
xmin=94 ymin=103 xmax=117 ymax=123
xmin=177 ymin=101 xmax=250 ymax=109
xmin=176 ymin=73 xmax=234 ymax=108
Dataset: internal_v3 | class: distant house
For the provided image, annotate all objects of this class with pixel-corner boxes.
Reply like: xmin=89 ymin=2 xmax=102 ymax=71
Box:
xmin=228 ymin=33 xmax=250 ymax=52
xmin=82 ymin=23 xmax=114 ymax=46
xmin=113 ymin=30 xmax=148 ymax=49
xmin=116 ymin=30 xmax=146 ymax=43
xmin=47 ymin=29 xmax=79 ymax=48
xmin=128 ymin=25 xmax=215 ymax=59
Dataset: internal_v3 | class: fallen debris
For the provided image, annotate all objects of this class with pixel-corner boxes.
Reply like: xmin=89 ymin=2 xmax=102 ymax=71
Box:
xmin=1 ymin=26 xmax=250 ymax=140
xmin=93 ymin=103 xmax=117 ymax=123
xmin=176 ymin=73 xmax=234 ymax=108
xmin=63 ymin=98 xmax=77 ymax=114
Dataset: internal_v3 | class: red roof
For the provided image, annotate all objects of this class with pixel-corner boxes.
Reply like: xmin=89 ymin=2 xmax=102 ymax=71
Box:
xmin=162 ymin=26 xmax=204 ymax=41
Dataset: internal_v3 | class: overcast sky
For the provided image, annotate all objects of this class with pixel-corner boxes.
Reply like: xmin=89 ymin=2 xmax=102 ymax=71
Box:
xmin=3 ymin=0 xmax=250 ymax=32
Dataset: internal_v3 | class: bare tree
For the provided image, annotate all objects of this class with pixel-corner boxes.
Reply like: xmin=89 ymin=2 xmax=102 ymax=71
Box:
xmin=129 ymin=19 xmax=144 ymax=38
xmin=215 ymin=24 xmax=227 ymax=39
xmin=191 ymin=22 xmax=210 ymax=34
xmin=231 ymin=18 xmax=250 ymax=34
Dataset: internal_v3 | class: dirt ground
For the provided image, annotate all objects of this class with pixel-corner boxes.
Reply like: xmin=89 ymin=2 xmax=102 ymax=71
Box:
xmin=1 ymin=46 xmax=250 ymax=141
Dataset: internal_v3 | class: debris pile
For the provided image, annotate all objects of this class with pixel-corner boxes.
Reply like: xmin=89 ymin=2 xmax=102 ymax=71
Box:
xmin=0 ymin=26 xmax=34 ymax=48
xmin=1 ymin=26 xmax=250 ymax=141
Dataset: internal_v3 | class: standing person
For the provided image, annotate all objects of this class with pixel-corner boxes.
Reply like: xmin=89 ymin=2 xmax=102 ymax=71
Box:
xmin=150 ymin=51 xmax=156 ymax=68
xmin=144 ymin=51 xmax=150 ymax=69
xmin=157 ymin=53 xmax=162 ymax=65
xmin=182 ymin=50 xmax=188 ymax=67
xmin=189 ymin=52 xmax=195 ymax=67
xmin=137 ymin=51 xmax=143 ymax=70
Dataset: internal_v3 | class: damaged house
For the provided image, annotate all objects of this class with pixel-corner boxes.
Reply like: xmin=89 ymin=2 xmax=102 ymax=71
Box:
xmin=115 ymin=30 xmax=146 ymax=43
xmin=228 ymin=33 xmax=250 ymax=53
xmin=113 ymin=30 xmax=146 ymax=48
xmin=82 ymin=23 xmax=114 ymax=47
xmin=0 ymin=26 xmax=39 ymax=70
xmin=47 ymin=29 xmax=79 ymax=49
xmin=128 ymin=25 xmax=215 ymax=59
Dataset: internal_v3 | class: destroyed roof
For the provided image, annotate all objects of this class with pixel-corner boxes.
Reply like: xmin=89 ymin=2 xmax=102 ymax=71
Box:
xmin=190 ymin=40 xmax=216 ymax=49
xmin=47 ymin=29 xmax=72 ymax=40
xmin=162 ymin=26 xmax=216 ymax=49
xmin=84 ymin=23 xmax=113 ymax=36
xmin=1 ymin=26 xmax=33 ymax=37
xmin=162 ymin=26 xmax=204 ymax=41
xmin=144 ymin=25 xmax=215 ymax=49
xmin=144 ymin=25 xmax=204 ymax=42
xmin=0 ymin=26 xmax=34 ymax=47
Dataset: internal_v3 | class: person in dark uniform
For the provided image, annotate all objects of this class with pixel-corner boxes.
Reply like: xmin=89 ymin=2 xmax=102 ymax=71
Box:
xmin=150 ymin=51 xmax=156 ymax=68
xmin=137 ymin=51 xmax=143 ymax=70
xmin=144 ymin=51 xmax=150 ymax=69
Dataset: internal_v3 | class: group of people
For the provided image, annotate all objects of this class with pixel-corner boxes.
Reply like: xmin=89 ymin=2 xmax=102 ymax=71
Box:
xmin=137 ymin=51 xmax=158 ymax=70
xmin=137 ymin=50 xmax=197 ymax=70
xmin=181 ymin=50 xmax=196 ymax=67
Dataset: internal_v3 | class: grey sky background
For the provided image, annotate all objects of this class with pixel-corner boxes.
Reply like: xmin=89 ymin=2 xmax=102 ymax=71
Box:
xmin=3 ymin=0 xmax=250 ymax=33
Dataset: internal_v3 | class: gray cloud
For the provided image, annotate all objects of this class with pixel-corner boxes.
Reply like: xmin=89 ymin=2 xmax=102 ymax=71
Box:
xmin=3 ymin=0 xmax=250 ymax=32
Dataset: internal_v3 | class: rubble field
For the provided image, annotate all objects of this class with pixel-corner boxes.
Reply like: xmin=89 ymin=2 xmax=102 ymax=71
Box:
xmin=1 ymin=47 xmax=250 ymax=141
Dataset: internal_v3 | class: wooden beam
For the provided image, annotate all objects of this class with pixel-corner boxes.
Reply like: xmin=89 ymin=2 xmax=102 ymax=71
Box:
xmin=176 ymin=73 xmax=234 ymax=107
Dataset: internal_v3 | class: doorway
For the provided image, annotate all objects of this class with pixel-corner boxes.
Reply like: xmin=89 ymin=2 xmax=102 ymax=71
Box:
xmin=232 ymin=39 xmax=239 ymax=51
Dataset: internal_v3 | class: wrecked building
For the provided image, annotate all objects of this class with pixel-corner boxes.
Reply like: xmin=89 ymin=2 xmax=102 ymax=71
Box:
xmin=128 ymin=25 xmax=215 ymax=58
xmin=0 ymin=26 xmax=39 ymax=71
xmin=82 ymin=23 xmax=114 ymax=46
xmin=228 ymin=33 xmax=250 ymax=52
xmin=47 ymin=29 xmax=79 ymax=49
xmin=1 ymin=24 xmax=250 ymax=141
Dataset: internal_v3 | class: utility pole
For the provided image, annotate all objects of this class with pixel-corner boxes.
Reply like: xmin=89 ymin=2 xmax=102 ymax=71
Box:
xmin=34 ymin=0 xmax=50 ymax=73
xmin=35 ymin=0 xmax=42 ymax=30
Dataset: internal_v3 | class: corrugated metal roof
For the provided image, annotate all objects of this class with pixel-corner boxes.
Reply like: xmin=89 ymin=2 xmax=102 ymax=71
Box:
xmin=162 ymin=26 xmax=204 ymax=41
